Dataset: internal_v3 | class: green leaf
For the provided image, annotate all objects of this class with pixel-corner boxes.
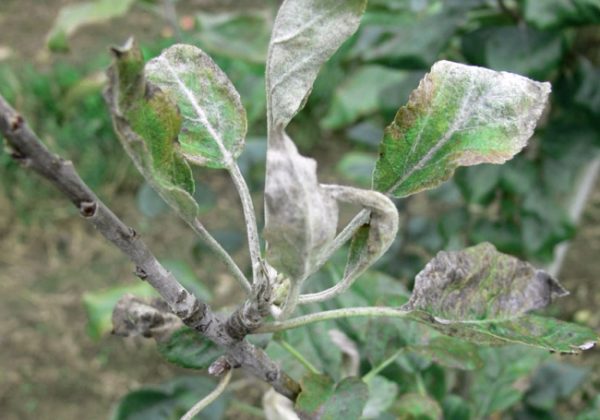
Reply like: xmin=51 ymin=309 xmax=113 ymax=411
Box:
xmin=523 ymin=0 xmax=600 ymax=29
xmin=83 ymin=282 xmax=157 ymax=340
xmin=321 ymin=66 xmax=408 ymax=130
xmin=442 ymin=395 xmax=472 ymax=420
xmin=145 ymin=44 xmax=247 ymax=168
xmin=526 ymin=362 xmax=588 ymax=410
xmin=373 ymin=60 xmax=551 ymax=198
xmin=362 ymin=376 xmax=399 ymax=419
xmin=157 ymin=327 xmax=222 ymax=370
xmin=111 ymin=376 xmax=228 ymax=420
xmin=46 ymin=0 xmax=136 ymax=52
xmin=336 ymin=152 xmax=376 ymax=188
xmin=394 ymin=393 xmax=442 ymax=420
xmin=470 ymin=346 xmax=547 ymax=418
xmin=195 ymin=10 xmax=271 ymax=63
xmin=106 ymin=39 xmax=198 ymax=221
xmin=408 ymin=336 xmax=484 ymax=370
xmin=350 ymin=8 xmax=463 ymax=69
xmin=403 ymin=243 xmax=599 ymax=353
xmin=461 ymin=26 xmax=565 ymax=81
xmin=295 ymin=373 xmax=369 ymax=420
xmin=266 ymin=0 xmax=368 ymax=130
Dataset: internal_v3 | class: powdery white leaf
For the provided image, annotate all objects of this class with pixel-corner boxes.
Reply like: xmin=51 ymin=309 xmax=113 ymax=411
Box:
xmin=264 ymin=134 xmax=338 ymax=281
xmin=373 ymin=60 xmax=551 ymax=197
xmin=145 ymin=44 xmax=247 ymax=168
xmin=405 ymin=242 xmax=567 ymax=321
xmin=403 ymin=243 xmax=599 ymax=354
xmin=266 ymin=0 xmax=368 ymax=131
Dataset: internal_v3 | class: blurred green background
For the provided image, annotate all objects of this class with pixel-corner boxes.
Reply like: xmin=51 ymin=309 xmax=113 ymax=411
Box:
xmin=0 ymin=0 xmax=599 ymax=419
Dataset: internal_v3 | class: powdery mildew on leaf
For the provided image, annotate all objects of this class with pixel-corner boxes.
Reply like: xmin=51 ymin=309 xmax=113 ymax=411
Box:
xmin=373 ymin=60 xmax=551 ymax=197
xmin=264 ymin=134 xmax=338 ymax=281
xmin=106 ymin=39 xmax=199 ymax=221
xmin=266 ymin=0 xmax=368 ymax=130
xmin=405 ymin=242 xmax=568 ymax=321
xmin=402 ymin=243 xmax=599 ymax=353
xmin=145 ymin=44 xmax=247 ymax=168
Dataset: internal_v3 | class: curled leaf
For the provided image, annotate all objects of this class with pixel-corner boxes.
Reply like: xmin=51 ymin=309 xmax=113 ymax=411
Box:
xmin=112 ymin=294 xmax=182 ymax=341
xmin=105 ymin=39 xmax=198 ymax=221
xmin=403 ymin=243 xmax=599 ymax=353
xmin=264 ymin=134 xmax=338 ymax=282
xmin=373 ymin=60 xmax=551 ymax=197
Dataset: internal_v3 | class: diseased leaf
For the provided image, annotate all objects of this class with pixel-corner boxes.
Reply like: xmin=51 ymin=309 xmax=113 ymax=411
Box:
xmin=404 ymin=242 xmax=568 ymax=321
xmin=295 ymin=374 xmax=369 ymax=420
xmin=264 ymin=134 xmax=338 ymax=281
xmin=145 ymin=44 xmax=247 ymax=168
xmin=46 ymin=0 xmax=136 ymax=52
xmin=157 ymin=327 xmax=223 ymax=370
xmin=266 ymin=0 xmax=368 ymax=130
xmin=403 ymin=243 xmax=599 ymax=353
xmin=373 ymin=60 xmax=551 ymax=198
xmin=461 ymin=26 xmax=564 ymax=81
xmin=106 ymin=39 xmax=198 ymax=221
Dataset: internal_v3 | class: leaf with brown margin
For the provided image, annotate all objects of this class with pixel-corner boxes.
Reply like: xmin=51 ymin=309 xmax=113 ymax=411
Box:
xmin=373 ymin=61 xmax=551 ymax=197
xmin=403 ymin=243 xmax=599 ymax=353
xmin=105 ymin=39 xmax=198 ymax=221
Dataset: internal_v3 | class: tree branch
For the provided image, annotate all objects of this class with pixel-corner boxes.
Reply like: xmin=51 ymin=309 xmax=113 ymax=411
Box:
xmin=0 ymin=94 xmax=300 ymax=401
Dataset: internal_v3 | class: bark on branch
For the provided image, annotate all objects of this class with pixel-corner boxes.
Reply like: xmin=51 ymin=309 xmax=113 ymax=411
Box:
xmin=0 ymin=94 xmax=300 ymax=400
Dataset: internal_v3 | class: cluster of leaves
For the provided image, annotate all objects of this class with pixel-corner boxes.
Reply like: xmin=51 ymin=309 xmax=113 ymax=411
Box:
xmin=26 ymin=0 xmax=600 ymax=418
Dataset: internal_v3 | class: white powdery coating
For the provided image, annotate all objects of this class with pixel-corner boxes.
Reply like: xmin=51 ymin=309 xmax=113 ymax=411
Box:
xmin=266 ymin=0 xmax=367 ymax=130
xmin=145 ymin=44 xmax=247 ymax=167
xmin=433 ymin=60 xmax=552 ymax=165
xmin=264 ymin=134 xmax=339 ymax=281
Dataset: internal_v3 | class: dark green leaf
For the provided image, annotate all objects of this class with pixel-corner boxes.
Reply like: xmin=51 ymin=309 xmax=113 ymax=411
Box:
xmin=526 ymin=362 xmax=588 ymax=410
xmin=157 ymin=327 xmax=222 ymax=370
xmin=321 ymin=66 xmax=408 ymax=129
xmin=442 ymin=395 xmax=472 ymax=420
xmin=111 ymin=376 xmax=228 ymax=420
xmin=363 ymin=376 xmax=399 ymax=419
xmin=523 ymin=0 xmax=600 ymax=29
xmin=462 ymin=26 xmax=564 ymax=80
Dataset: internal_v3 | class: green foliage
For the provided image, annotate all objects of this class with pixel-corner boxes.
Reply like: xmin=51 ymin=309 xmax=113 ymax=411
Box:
xmin=112 ymin=376 xmax=228 ymax=420
xmin=295 ymin=373 xmax=369 ymax=419
xmin=157 ymin=327 xmax=222 ymax=370
xmin=46 ymin=0 xmax=137 ymax=52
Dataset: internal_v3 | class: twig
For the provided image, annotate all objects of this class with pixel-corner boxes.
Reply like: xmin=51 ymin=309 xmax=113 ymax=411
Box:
xmin=0 ymin=94 xmax=300 ymax=401
xmin=181 ymin=369 xmax=233 ymax=420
